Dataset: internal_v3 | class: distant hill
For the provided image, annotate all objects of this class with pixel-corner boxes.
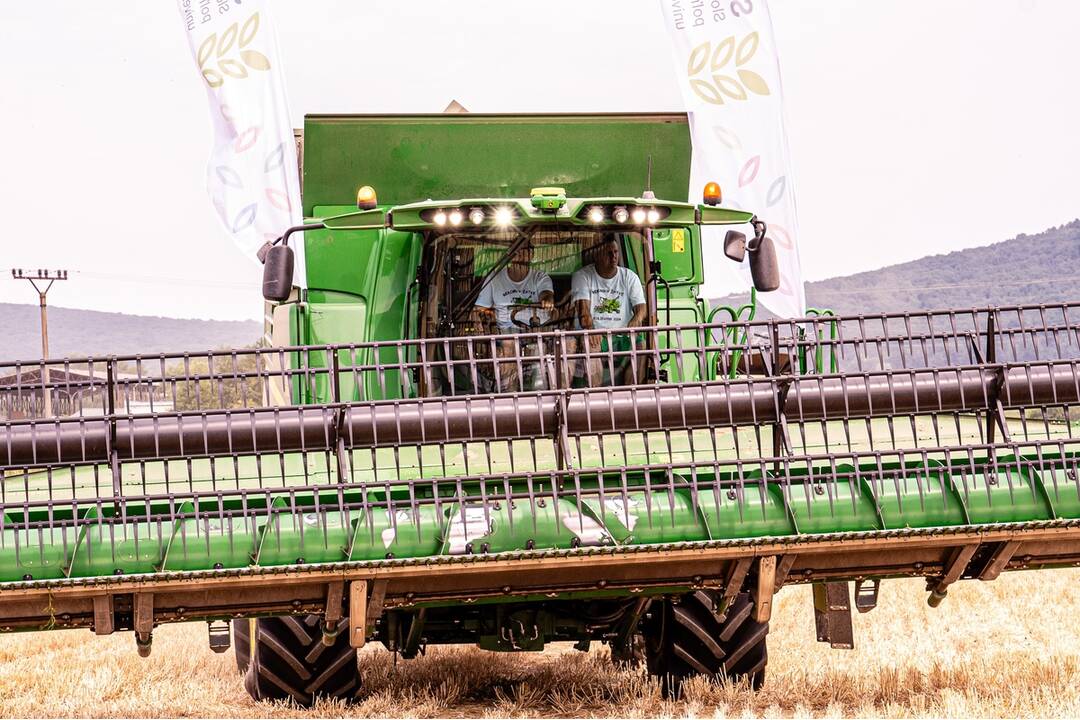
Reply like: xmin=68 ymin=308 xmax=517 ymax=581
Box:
xmin=2 ymin=304 xmax=261 ymax=361
xmin=717 ymin=219 xmax=1080 ymax=314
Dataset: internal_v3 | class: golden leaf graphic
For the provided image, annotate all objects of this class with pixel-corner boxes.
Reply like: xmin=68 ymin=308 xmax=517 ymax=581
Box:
xmin=219 ymin=59 xmax=248 ymax=79
xmin=241 ymin=50 xmax=270 ymax=71
xmin=202 ymin=68 xmax=224 ymax=88
xmin=738 ymin=69 xmax=770 ymax=95
xmin=196 ymin=33 xmax=216 ymax=69
xmin=711 ymin=36 xmax=736 ymax=70
xmin=736 ymin=32 xmax=760 ymax=66
xmin=687 ymin=42 xmax=710 ymax=76
xmin=690 ymin=79 xmax=725 ymax=105
xmin=217 ymin=22 xmax=239 ymax=57
xmin=239 ymin=12 xmax=260 ymax=48
xmin=713 ymin=74 xmax=747 ymax=101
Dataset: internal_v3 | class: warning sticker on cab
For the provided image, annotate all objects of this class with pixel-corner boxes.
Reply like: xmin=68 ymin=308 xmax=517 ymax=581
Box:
xmin=672 ymin=229 xmax=686 ymax=253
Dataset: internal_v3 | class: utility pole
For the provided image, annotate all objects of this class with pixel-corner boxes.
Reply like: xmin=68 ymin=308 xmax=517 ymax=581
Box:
xmin=12 ymin=269 xmax=67 ymax=417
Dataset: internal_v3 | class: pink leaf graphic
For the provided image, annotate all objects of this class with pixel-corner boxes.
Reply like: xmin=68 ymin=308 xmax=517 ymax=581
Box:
xmin=769 ymin=223 xmax=793 ymax=250
xmin=738 ymin=156 xmax=760 ymax=187
xmin=230 ymin=203 xmax=258 ymax=233
xmin=215 ymin=166 xmax=243 ymax=189
xmin=711 ymin=125 xmax=742 ymax=150
xmin=234 ymin=126 xmax=261 ymax=153
xmin=766 ymin=176 xmax=787 ymax=207
xmin=265 ymin=188 xmax=292 ymax=212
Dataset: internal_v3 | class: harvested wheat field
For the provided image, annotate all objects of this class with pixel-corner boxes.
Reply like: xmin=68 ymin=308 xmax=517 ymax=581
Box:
xmin=1 ymin=569 xmax=1078 ymax=718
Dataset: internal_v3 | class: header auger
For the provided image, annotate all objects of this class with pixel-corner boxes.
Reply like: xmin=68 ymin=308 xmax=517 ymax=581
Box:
xmin=2 ymin=114 xmax=1078 ymax=705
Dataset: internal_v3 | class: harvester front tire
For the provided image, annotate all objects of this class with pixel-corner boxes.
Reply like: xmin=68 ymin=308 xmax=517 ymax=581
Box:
xmin=644 ymin=591 xmax=768 ymax=697
xmin=232 ymin=618 xmax=252 ymax=674
xmin=242 ymin=615 xmax=359 ymax=706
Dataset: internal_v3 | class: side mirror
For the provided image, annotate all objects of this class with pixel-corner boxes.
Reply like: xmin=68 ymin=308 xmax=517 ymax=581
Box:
xmin=723 ymin=230 xmax=747 ymax=262
xmin=749 ymin=236 xmax=780 ymax=292
xmin=262 ymin=244 xmax=294 ymax=302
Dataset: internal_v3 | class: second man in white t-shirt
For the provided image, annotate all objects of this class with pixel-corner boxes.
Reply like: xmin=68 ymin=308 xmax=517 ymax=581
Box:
xmin=571 ymin=239 xmax=647 ymax=386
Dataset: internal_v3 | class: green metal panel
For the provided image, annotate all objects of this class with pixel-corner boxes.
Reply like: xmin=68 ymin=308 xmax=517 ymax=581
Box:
xmin=302 ymin=114 xmax=692 ymax=214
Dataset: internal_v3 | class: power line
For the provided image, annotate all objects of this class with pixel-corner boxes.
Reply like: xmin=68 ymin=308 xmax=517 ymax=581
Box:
xmin=4 ymin=268 xmax=257 ymax=290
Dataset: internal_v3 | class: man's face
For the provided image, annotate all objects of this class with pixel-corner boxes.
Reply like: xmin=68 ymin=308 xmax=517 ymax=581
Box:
xmin=595 ymin=241 xmax=620 ymax=273
xmin=510 ymin=245 xmax=533 ymax=269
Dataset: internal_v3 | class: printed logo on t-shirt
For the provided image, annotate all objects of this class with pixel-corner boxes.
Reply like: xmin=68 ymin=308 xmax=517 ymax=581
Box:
xmin=512 ymin=296 xmax=533 ymax=306
xmin=595 ymin=297 xmax=621 ymax=314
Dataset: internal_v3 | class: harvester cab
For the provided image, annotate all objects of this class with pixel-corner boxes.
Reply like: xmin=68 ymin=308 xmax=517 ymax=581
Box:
xmin=2 ymin=113 xmax=1079 ymax=706
xmin=260 ymin=182 xmax=778 ymax=398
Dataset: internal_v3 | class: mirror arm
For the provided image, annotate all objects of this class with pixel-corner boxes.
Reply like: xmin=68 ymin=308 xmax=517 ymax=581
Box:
xmin=747 ymin=216 xmax=767 ymax=252
xmin=257 ymin=222 xmax=326 ymax=263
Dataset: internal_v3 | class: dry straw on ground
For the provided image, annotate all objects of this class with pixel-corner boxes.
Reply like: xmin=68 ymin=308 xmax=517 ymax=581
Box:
xmin=1 ymin=569 xmax=1078 ymax=718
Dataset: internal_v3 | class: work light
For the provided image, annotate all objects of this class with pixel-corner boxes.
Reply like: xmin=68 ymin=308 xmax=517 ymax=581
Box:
xmin=434 ymin=210 xmax=448 ymax=226
xmin=588 ymin=206 xmax=605 ymax=223
xmin=612 ymin=206 xmax=629 ymax=224
xmin=469 ymin=208 xmax=485 ymax=225
xmin=494 ymin=207 xmax=514 ymax=227
xmin=631 ymin=208 xmax=647 ymax=225
xmin=449 ymin=210 xmax=463 ymax=226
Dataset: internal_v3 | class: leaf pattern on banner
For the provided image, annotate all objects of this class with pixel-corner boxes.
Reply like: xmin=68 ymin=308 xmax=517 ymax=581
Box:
xmin=738 ymin=156 xmax=760 ymax=187
xmin=265 ymin=188 xmax=292 ymax=212
xmin=264 ymin=143 xmax=286 ymax=172
xmin=219 ymin=59 xmax=248 ymax=79
xmin=766 ymin=176 xmax=787 ymax=207
xmin=215 ymin=166 xmax=243 ymax=189
xmin=196 ymin=34 xmax=217 ymax=68
xmin=202 ymin=69 xmax=224 ymax=88
xmin=768 ymin=223 xmax=793 ymax=250
xmin=687 ymin=43 xmax=710 ymax=75
xmin=738 ymin=69 xmax=770 ymax=96
xmin=230 ymin=203 xmax=258 ymax=233
xmin=217 ymin=23 xmax=239 ymax=57
xmin=195 ymin=12 xmax=271 ymax=88
xmin=686 ymin=33 xmax=769 ymax=105
xmin=690 ymin=79 xmax=725 ymax=105
xmin=239 ymin=13 xmax=260 ymax=47
xmin=234 ymin=127 xmax=261 ymax=153
xmin=711 ymin=126 xmax=742 ymax=150
xmin=241 ymin=50 xmax=271 ymax=71
xmin=736 ymin=32 xmax=760 ymax=66
xmin=712 ymin=74 xmax=747 ymax=101
xmin=710 ymin=36 xmax=736 ymax=70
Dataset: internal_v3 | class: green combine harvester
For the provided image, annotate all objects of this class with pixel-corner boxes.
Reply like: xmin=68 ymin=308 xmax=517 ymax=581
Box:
xmin=2 ymin=113 xmax=1078 ymax=705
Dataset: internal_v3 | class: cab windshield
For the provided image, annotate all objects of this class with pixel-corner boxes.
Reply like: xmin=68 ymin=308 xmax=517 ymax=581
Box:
xmin=415 ymin=227 xmax=651 ymax=396
xmin=418 ymin=227 xmax=647 ymax=340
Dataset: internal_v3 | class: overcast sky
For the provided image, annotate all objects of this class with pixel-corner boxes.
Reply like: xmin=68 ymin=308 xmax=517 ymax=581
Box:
xmin=1 ymin=0 xmax=1078 ymax=322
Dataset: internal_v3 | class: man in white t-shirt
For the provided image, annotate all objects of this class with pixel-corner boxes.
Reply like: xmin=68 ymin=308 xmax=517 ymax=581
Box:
xmin=475 ymin=244 xmax=554 ymax=331
xmin=571 ymin=238 xmax=647 ymax=386
xmin=474 ymin=243 xmax=554 ymax=390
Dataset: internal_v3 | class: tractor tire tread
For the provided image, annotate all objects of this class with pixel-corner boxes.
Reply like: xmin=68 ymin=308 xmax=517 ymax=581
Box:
xmin=242 ymin=615 xmax=359 ymax=706
xmin=644 ymin=590 xmax=768 ymax=698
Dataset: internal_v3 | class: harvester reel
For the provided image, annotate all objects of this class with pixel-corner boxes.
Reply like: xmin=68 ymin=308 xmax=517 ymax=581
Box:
xmin=644 ymin=591 xmax=768 ymax=697
xmin=239 ymin=615 xmax=359 ymax=706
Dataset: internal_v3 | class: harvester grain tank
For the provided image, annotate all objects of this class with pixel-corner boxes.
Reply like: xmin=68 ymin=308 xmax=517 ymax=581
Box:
xmin=1 ymin=113 xmax=1078 ymax=705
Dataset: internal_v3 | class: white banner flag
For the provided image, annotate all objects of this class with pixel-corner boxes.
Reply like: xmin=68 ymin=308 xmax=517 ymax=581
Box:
xmin=658 ymin=0 xmax=805 ymax=318
xmin=177 ymin=0 xmax=303 ymax=283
